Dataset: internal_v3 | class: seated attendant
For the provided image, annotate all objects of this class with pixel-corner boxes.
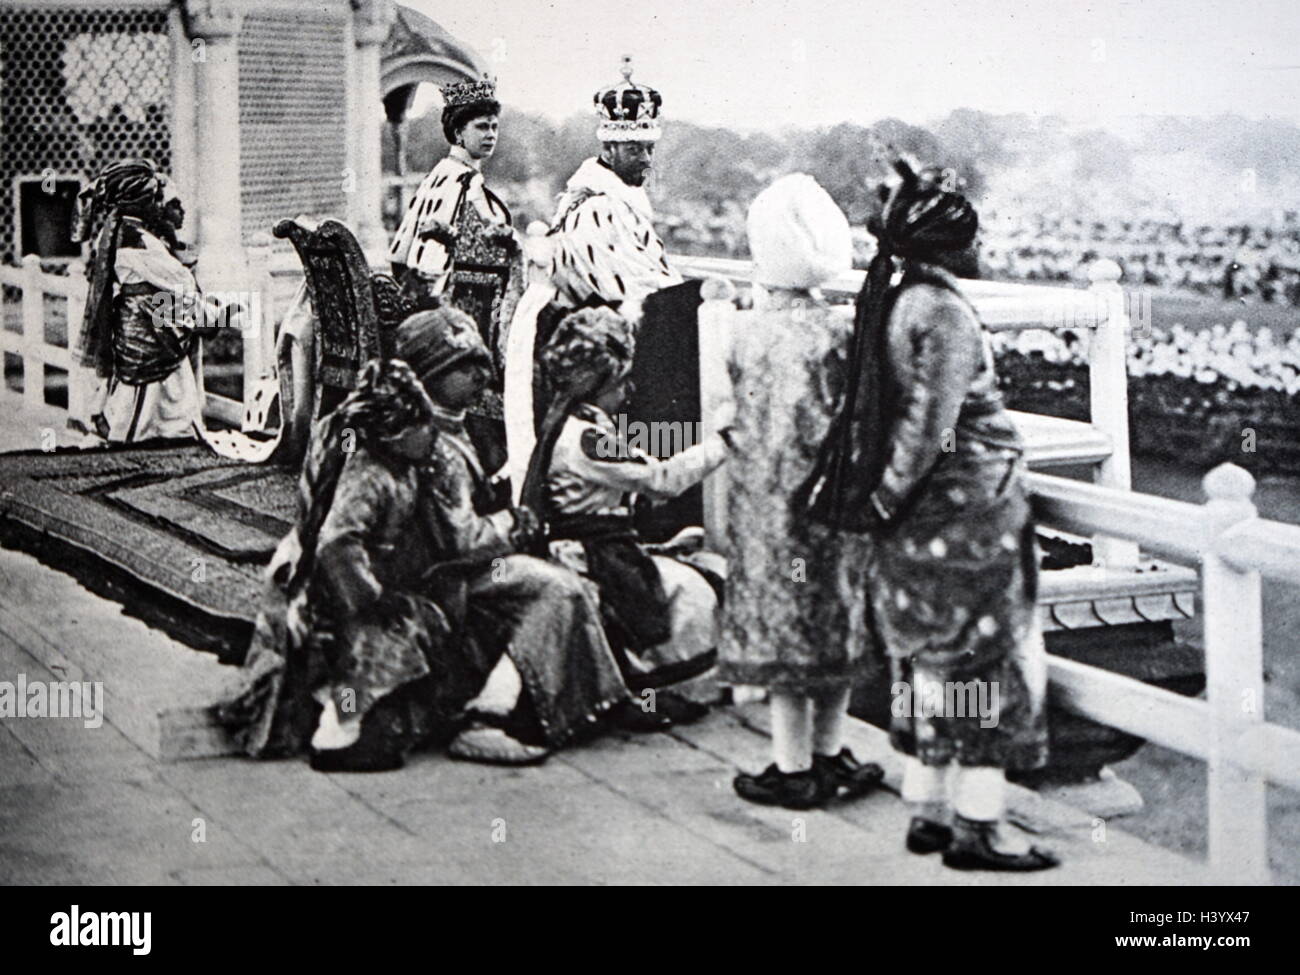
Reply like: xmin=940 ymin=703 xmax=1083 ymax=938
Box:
xmin=521 ymin=306 xmax=734 ymax=715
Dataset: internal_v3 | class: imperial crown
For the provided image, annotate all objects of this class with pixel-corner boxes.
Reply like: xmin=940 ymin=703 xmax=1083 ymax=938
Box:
xmin=593 ymin=56 xmax=662 ymax=143
xmin=441 ymin=76 xmax=497 ymax=109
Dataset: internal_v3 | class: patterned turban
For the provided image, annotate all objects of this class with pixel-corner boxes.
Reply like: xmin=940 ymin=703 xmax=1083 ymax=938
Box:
xmin=73 ymin=158 xmax=164 ymax=244
xmin=394 ymin=305 xmax=492 ymax=386
xmin=335 ymin=358 xmax=437 ymax=444
xmin=871 ymin=162 xmax=978 ymax=261
xmin=540 ymin=305 xmax=636 ymax=400
xmin=520 ymin=306 xmax=637 ymax=513
xmin=794 ymin=158 xmax=981 ymax=533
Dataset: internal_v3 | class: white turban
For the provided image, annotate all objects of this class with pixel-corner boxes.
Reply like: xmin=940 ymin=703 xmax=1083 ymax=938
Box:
xmin=746 ymin=173 xmax=852 ymax=290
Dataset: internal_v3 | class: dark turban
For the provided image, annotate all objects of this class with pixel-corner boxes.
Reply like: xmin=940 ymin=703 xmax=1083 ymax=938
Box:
xmin=540 ymin=306 xmax=636 ymax=401
xmin=394 ymin=305 xmax=492 ymax=388
xmin=794 ymin=158 xmax=981 ymax=533
xmin=73 ymin=158 xmax=163 ymax=244
xmin=74 ymin=159 xmax=167 ymax=379
xmin=335 ymin=358 xmax=436 ymax=445
xmin=280 ymin=358 xmax=435 ymax=597
xmin=441 ymin=97 xmax=500 ymax=144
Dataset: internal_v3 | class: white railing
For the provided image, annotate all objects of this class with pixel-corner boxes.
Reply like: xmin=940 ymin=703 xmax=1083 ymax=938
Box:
xmin=0 ymin=252 xmax=279 ymax=432
xmin=0 ymin=254 xmax=89 ymax=421
xmin=1031 ymin=464 xmax=1300 ymax=885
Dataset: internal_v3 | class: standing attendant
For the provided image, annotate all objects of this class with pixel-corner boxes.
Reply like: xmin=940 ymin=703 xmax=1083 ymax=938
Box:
xmin=797 ymin=161 xmax=1058 ymax=870
xmin=720 ymin=174 xmax=885 ymax=809
xmin=73 ymin=159 xmax=231 ymax=442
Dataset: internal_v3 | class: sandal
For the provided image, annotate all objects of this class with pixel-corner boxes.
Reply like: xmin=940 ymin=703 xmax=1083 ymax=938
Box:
xmin=448 ymin=723 xmax=550 ymax=766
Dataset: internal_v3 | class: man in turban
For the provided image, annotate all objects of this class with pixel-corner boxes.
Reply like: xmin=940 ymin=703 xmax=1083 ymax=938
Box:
xmin=74 ymin=159 xmax=234 ymax=442
xmin=394 ymin=306 xmax=661 ymax=764
xmin=521 ymin=306 xmax=734 ymax=716
xmin=797 ymin=160 xmax=1058 ymax=870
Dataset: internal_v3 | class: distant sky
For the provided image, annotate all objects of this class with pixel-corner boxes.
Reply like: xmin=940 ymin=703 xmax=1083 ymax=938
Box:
xmin=405 ymin=0 xmax=1300 ymax=131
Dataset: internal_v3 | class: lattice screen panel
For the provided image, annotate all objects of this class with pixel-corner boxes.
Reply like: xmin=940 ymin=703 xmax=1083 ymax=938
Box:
xmin=0 ymin=5 xmax=172 ymax=264
xmin=239 ymin=9 xmax=349 ymax=244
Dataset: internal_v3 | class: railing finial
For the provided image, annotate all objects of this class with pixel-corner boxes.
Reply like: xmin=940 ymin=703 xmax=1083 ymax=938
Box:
xmin=1203 ymin=462 xmax=1255 ymax=503
xmin=1087 ymin=258 xmax=1122 ymax=286
xmin=700 ymin=275 xmax=735 ymax=303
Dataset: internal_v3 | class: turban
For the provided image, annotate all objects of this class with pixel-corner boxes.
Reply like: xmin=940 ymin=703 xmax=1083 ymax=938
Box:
xmin=520 ymin=306 xmax=636 ymax=514
xmin=872 ymin=166 xmax=978 ymax=262
xmin=746 ymin=173 xmax=852 ymax=290
xmin=395 ymin=305 xmax=492 ymax=386
xmin=794 ymin=158 xmax=981 ymax=533
xmin=334 ymin=358 xmax=436 ymax=445
xmin=540 ymin=305 xmax=636 ymax=401
xmin=73 ymin=158 xmax=163 ymax=244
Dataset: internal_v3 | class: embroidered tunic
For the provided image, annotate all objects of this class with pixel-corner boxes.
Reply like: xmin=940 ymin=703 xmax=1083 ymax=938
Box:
xmin=866 ymin=281 xmax=1047 ymax=770
xmin=544 ymin=404 xmax=728 ymax=693
xmin=94 ymin=218 xmax=204 ymax=442
xmin=422 ymin=410 xmax=631 ymax=745
xmin=718 ymin=290 xmax=876 ymax=691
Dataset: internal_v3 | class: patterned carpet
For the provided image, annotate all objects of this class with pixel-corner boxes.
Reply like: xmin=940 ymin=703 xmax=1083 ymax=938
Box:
xmin=0 ymin=442 xmax=294 ymax=643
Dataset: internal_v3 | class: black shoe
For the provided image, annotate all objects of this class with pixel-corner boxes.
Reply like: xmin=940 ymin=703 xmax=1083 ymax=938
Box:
xmin=608 ymin=699 xmax=673 ymax=733
xmin=309 ymin=737 xmax=404 ymax=773
xmin=813 ymin=748 xmax=885 ymax=800
xmin=658 ymin=691 xmax=710 ymax=726
xmin=733 ymin=764 xmax=828 ymax=810
xmin=906 ymin=816 xmax=954 ymax=854
xmin=941 ymin=815 xmax=1060 ymax=871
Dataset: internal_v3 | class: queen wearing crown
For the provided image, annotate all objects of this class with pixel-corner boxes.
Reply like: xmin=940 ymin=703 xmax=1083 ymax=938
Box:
xmin=388 ymin=77 xmax=522 ymax=474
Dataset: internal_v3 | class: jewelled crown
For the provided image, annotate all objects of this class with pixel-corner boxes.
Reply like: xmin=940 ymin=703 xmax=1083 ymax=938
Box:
xmin=593 ymin=56 xmax=662 ymax=143
xmin=440 ymin=77 xmax=497 ymax=109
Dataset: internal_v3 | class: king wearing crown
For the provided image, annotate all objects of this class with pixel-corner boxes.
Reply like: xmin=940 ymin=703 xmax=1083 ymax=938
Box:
xmin=503 ymin=56 xmax=683 ymax=495
xmin=388 ymin=75 xmax=522 ymax=473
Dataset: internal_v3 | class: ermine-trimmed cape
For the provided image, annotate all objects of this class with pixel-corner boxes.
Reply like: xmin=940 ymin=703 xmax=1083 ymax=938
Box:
xmin=503 ymin=157 xmax=681 ymax=498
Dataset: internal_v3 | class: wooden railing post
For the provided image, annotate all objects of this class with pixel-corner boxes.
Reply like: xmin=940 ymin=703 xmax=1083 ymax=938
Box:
xmin=697 ymin=275 xmax=736 ymax=549
xmin=1086 ymin=259 xmax=1139 ymax=569
xmin=242 ymin=231 xmax=274 ymax=420
xmin=65 ymin=264 xmax=90 ymax=426
xmin=20 ymin=254 xmax=46 ymax=411
xmin=1201 ymin=463 xmax=1269 ymax=884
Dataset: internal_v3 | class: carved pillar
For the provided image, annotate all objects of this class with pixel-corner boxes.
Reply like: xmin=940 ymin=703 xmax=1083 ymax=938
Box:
xmin=351 ymin=0 xmax=396 ymax=262
xmin=184 ymin=0 xmax=246 ymax=289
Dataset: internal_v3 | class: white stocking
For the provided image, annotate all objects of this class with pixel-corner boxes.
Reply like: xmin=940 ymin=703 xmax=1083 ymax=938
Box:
xmin=952 ymin=765 xmax=1006 ymax=822
xmin=770 ymin=690 xmax=812 ymax=773
xmin=810 ymin=685 xmax=851 ymax=756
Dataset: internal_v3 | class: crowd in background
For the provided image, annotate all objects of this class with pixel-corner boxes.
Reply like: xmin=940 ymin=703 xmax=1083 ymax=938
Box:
xmin=980 ymin=211 xmax=1300 ymax=306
